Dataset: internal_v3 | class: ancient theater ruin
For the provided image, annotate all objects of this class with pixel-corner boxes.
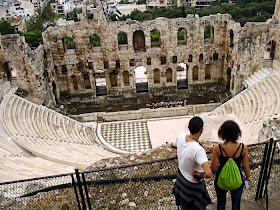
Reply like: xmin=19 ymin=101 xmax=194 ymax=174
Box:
xmin=0 ymin=0 xmax=279 ymax=182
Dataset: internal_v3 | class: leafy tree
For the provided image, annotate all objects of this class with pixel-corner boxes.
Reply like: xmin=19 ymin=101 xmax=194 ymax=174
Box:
xmin=150 ymin=29 xmax=160 ymax=43
xmin=0 ymin=18 xmax=16 ymax=35
xmin=177 ymin=28 xmax=186 ymax=41
xmin=118 ymin=31 xmax=128 ymax=44
xmin=204 ymin=25 xmax=211 ymax=39
xmin=26 ymin=5 xmax=57 ymax=31
xmin=67 ymin=8 xmax=82 ymax=22
xmin=116 ymin=0 xmax=275 ymax=26
xmin=64 ymin=36 xmax=75 ymax=49
xmin=90 ymin=34 xmax=101 ymax=47
xmin=22 ymin=29 xmax=43 ymax=47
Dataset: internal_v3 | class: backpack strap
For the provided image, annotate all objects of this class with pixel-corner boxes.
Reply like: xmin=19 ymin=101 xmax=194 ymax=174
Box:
xmin=219 ymin=144 xmax=229 ymax=158
xmin=240 ymin=143 xmax=244 ymax=157
xmin=232 ymin=143 xmax=242 ymax=158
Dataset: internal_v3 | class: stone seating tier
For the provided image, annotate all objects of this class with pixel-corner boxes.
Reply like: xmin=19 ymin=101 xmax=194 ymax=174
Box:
xmin=210 ymin=70 xmax=280 ymax=139
xmin=0 ymin=93 xmax=119 ymax=174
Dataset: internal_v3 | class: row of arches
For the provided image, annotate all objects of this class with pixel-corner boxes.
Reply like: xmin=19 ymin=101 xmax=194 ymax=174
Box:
xmin=67 ymin=64 xmax=212 ymax=92
xmin=61 ymin=24 xmax=220 ymax=51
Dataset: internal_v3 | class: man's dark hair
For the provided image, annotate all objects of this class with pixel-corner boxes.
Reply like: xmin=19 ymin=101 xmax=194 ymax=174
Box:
xmin=218 ymin=120 xmax=241 ymax=142
xmin=189 ymin=116 xmax=204 ymax=135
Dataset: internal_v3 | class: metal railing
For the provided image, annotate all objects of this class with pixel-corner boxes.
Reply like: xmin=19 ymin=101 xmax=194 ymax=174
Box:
xmin=0 ymin=139 xmax=279 ymax=209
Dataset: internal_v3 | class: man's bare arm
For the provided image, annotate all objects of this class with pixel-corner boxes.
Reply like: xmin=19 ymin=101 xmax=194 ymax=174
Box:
xmin=170 ymin=143 xmax=176 ymax=148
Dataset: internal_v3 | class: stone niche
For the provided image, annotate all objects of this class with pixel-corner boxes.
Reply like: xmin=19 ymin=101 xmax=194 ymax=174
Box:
xmin=1 ymin=0 xmax=280 ymax=108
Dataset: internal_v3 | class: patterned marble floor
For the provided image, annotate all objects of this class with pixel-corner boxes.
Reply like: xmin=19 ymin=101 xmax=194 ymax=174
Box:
xmin=101 ymin=121 xmax=151 ymax=152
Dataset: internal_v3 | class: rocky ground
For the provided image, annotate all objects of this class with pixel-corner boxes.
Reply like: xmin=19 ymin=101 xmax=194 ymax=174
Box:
xmin=3 ymin=142 xmax=280 ymax=209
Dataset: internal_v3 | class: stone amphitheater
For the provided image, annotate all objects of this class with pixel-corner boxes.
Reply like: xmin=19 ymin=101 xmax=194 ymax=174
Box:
xmin=0 ymin=0 xmax=280 ymax=183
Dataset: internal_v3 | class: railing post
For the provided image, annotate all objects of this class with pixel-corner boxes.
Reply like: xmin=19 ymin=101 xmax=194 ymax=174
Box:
xmin=255 ymin=138 xmax=275 ymax=201
xmin=82 ymin=173 xmax=92 ymax=210
xmin=264 ymin=138 xmax=276 ymax=209
xmin=75 ymin=169 xmax=87 ymax=210
xmin=71 ymin=174 xmax=81 ymax=210
xmin=255 ymin=141 xmax=269 ymax=200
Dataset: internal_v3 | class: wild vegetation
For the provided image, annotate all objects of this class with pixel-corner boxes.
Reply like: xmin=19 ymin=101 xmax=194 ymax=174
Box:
xmin=118 ymin=0 xmax=275 ymax=26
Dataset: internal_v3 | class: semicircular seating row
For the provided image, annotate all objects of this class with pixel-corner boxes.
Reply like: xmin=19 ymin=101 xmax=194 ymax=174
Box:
xmin=0 ymin=93 xmax=119 ymax=177
xmin=0 ymin=137 xmax=75 ymax=182
xmin=210 ymin=70 xmax=280 ymax=139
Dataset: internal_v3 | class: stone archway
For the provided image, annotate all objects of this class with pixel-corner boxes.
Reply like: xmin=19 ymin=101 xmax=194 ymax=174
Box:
xmin=227 ymin=67 xmax=231 ymax=90
xmin=123 ymin=71 xmax=130 ymax=86
xmin=3 ymin=62 xmax=12 ymax=81
xmin=110 ymin=71 xmax=118 ymax=87
xmin=52 ymin=82 xmax=59 ymax=104
xmin=205 ymin=64 xmax=211 ymax=80
xmin=153 ymin=68 xmax=160 ymax=84
xmin=134 ymin=66 xmax=148 ymax=93
xmin=166 ymin=68 xmax=172 ymax=83
xmin=133 ymin=30 xmax=146 ymax=52
xmin=177 ymin=63 xmax=188 ymax=89
xmin=83 ymin=73 xmax=91 ymax=89
xmin=71 ymin=75 xmax=78 ymax=90
xmin=193 ymin=66 xmax=198 ymax=81
xmin=270 ymin=40 xmax=276 ymax=59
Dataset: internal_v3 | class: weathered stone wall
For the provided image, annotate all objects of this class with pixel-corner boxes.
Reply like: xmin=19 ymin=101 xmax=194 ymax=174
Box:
xmin=258 ymin=117 xmax=280 ymax=142
xmin=41 ymin=0 xmax=280 ymax=105
xmin=0 ymin=34 xmax=48 ymax=103
xmin=72 ymin=102 xmax=220 ymax=122
xmin=1 ymin=0 xmax=280 ymax=106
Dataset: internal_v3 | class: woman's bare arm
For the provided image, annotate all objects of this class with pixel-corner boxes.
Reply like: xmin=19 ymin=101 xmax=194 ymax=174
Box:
xmin=210 ymin=144 xmax=219 ymax=171
xmin=242 ymin=144 xmax=250 ymax=180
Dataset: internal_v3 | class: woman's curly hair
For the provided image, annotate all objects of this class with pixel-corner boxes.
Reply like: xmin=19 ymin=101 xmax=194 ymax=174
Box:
xmin=218 ymin=120 xmax=241 ymax=142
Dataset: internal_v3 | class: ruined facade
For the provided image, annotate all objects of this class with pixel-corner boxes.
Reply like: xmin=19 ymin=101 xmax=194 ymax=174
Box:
xmin=0 ymin=0 xmax=280 ymax=108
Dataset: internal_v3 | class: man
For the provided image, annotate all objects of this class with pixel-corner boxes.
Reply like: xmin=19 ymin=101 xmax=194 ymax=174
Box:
xmin=171 ymin=116 xmax=212 ymax=210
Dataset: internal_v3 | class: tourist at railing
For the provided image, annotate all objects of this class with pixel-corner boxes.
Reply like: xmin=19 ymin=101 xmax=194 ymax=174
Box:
xmin=210 ymin=120 xmax=250 ymax=210
xmin=171 ymin=116 xmax=212 ymax=210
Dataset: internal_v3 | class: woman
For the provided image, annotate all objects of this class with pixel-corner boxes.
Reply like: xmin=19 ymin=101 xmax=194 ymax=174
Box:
xmin=211 ymin=120 xmax=250 ymax=210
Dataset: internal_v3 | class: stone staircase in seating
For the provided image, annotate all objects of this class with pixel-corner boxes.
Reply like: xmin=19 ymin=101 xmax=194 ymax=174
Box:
xmin=210 ymin=69 xmax=280 ymax=140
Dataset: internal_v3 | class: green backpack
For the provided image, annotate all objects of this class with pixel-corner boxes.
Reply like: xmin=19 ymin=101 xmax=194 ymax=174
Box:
xmin=217 ymin=144 xmax=243 ymax=191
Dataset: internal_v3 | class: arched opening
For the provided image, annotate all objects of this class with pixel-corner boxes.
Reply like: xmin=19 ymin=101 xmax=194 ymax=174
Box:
xmin=230 ymin=29 xmax=234 ymax=48
xmin=177 ymin=27 xmax=187 ymax=45
xmin=83 ymin=73 xmax=91 ymax=89
xmin=134 ymin=66 xmax=148 ymax=93
xmin=193 ymin=66 xmax=198 ymax=81
xmin=95 ymin=71 xmax=107 ymax=96
xmin=199 ymin=54 xmax=203 ymax=62
xmin=52 ymin=82 xmax=59 ymax=104
xmin=204 ymin=25 xmax=214 ymax=43
xmin=3 ymin=62 xmax=11 ymax=81
xmin=133 ymin=30 xmax=146 ymax=52
xmin=177 ymin=63 xmax=188 ymax=89
xmin=147 ymin=57 xmax=151 ymax=65
xmin=166 ymin=68 xmax=172 ymax=83
xmin=227 ymin=67 xmax=231 ymax=90
xmin=188 ymin=54 xmax=192 ymax=62
xmin=115 ymin=60 xmax=120 ymax=69
xmin=71 ymin=75 xmax=78 ymax=90
xmin=123 ymin=71 xmax=130 ymax=86
xmin=118 ymin=31 xmax=128 ymax=45
xmin=150 ymin=29 xmax=160 ymax=48
xmin=213 ymin=52 xmax=219 ymax=61
xmin=110 ymin=71 xmax=118 ymax=87
xmin=63 ymin=36 xmax=74 ymax=50
xmin=270 ymin=40 xmax=276 ymax=59
xmin=160 ymin=56 xmax=166 ymax=65
xmin=153 ymin=68 xmax=160 ymax=84
xmin=231 ymin=74 xmax=235 ymax=90
xmin=90 ymin=34 xmax=101 ymax=47
xmin=205 ymin=64 xmax=211 ymax=80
